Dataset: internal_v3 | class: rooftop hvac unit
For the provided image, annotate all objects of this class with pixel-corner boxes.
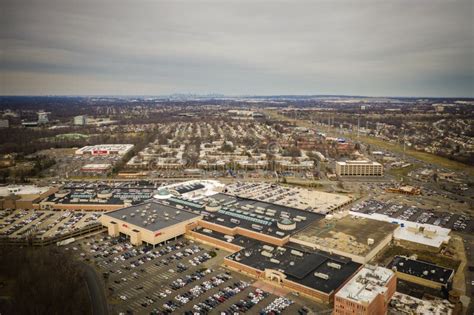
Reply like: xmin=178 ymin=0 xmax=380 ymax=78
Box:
xmin=314 ymin=272 xmax=329 ymax=280
xmin=270 ymin=258 xmax=280 ymax=264
xmin=277 ymin=247 xmax=286 ymax=252
xmin=164 ymin=212 xmax=169 ymax=217
xmin=423 ymin=270 xmax=429 ymax=276
xmin=327 ymin=262 xmax=342 ymax=269
xmin=263 ymin=245 xmax=275 ymax=252
xmin=290 ymin=250 xmax=303 ymax=257
xmin=367 ymin=238 xmax=375 ymax=245
xmin=261 ymin=250 xmax=273 ymax=258
xmin=176 ymin=211 xmax=180 ymax=215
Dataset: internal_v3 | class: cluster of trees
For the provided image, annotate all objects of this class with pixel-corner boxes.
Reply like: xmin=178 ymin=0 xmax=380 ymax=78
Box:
xmin=0 ymin=156 xmax=56 ymax=183
xmin=0 ymin=246 xmax=91 ymax=314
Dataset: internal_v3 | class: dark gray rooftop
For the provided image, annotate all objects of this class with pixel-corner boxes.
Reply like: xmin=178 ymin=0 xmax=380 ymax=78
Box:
xmin=183 ymin=193 xmax=324 ymax=239
xmin=228 ymin=242 xmax=361 ymax=294
xmin=105 ymin=200 xmax=200 ymax=231
xmin=388 ymin=255 xmax=454 ymax=285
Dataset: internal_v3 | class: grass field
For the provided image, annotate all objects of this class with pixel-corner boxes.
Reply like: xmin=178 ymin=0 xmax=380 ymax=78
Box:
xmin=375 ymin=245 xmax=460 ymax=271
xmin=387 ymin=163 xmax=421 ymax=180
xmin=264 ymin=110 xmax=474 ymax=176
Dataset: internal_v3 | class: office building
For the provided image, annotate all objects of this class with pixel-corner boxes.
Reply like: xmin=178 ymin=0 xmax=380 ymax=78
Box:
xmin=73 ymin=115 xmax=87 ymax=125
xmin=336 ymin=160 xmax=383 ymax=177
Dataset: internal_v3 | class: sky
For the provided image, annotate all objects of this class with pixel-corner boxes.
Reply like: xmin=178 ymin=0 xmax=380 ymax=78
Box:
xmin=1 ymin=0 xmax=473 ymax=97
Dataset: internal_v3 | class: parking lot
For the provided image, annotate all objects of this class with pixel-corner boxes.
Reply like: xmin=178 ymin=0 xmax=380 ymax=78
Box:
xmin=226 ymin=182 xmax=351 ymax=214
xmin=0 ymin=209 xmax=100 ymax=239
xmin=351 ymin=199 xmax=473 ymax=233
xmin=71 ymin=233 xmax=321 ymax=314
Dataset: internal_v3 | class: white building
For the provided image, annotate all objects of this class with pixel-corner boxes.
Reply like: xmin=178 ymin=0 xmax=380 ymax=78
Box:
xmin=37 ymin=111 xmax=49 ymax=124
xmin=335 ymin=160 xmax=383 ymax=177
xmin=335 ymin=265 xmax=396 ymax=315
xmin=73 ymin=115 xmax=87 ymax=126
xmin=75 ymin=144 xmax=134 ymax=156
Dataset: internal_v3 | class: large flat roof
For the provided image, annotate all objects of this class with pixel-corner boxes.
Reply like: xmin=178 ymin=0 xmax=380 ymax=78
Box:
xmin=336 ymin=160 xmax=381 ymax=166
xmin=167 ymin=193 xmax=325 ymax=239
xmin=41 ymin=182 xmax=159 ymax=205
xmin=292 ymin=215 xmax=398 ymax=256
xmin=0 ymin=185 xmax=51 ymax=197
xmin=228 ymin=242 xmax=361 ymax=294
xmin=104 ymin=200 xmax=200 ymax=231
xmin=336 ymin=265 xmax=394 ymax=303
xmin=387 ymin=256 xmax=454 ymax=285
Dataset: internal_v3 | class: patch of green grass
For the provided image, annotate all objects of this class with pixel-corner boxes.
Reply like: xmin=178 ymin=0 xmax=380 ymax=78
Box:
xmin=387 ymin=163 xmax=421 ymax=179
xmin=376 ymin=245 xmax=460 ymax=271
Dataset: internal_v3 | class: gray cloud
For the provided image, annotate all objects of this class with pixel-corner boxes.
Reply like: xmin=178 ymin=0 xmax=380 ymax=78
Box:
xmin=1 ymin=0 xmax=473 ymax=96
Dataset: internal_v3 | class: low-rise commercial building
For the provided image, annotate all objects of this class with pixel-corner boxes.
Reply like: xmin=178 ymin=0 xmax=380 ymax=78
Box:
xmin=387 ymin=256 xmax=454 ymax=290
xmin=334 ymin=265 xmax=396 ymax=315
xmin=100 ymin=199 xmax=202 ymax=246
xmin=75 ymin=144 xmax=134 ymax=156
xmin=224 ymin=242 xmax=361 ymax=304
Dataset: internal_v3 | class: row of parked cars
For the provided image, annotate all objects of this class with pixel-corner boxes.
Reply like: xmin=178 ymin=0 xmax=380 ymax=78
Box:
xmin=222 ymin=288 xmax=269 ymax=314
xmin=0 ymin=211 xmax=45 ymax=236
xmin=453 ymin=214 xmax=470 ymax=231
xmin=170 ymin=268 xmax=213 ymax=290
xmin=189 ymin=280 xmax=251 ymax=314
xmin=260 ymin=297 xmax=294 ymax=315
xmin=163 ymin=274 xmax=235 ymax=312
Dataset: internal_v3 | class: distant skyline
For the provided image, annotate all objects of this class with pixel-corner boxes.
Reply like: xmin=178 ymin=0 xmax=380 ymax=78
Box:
xmin=1 ymin=0 xmax=473 ymax=97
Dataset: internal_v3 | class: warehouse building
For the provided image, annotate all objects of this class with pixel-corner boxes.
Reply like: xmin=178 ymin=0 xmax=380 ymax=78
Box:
xmin=334 ymin=265 xmax=396 ymax=315
xmin=335 ymin=160 xmax=383 ymax=177
xmin=100 ymin=199 xmax=202 ymax=246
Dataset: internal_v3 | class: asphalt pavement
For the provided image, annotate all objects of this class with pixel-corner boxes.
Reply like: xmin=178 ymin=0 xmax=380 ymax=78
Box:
xmin=82 ymin=262 xmax=109 ymax=315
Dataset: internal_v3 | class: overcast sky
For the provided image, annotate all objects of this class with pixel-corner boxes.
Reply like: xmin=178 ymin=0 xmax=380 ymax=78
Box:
xmin=1 ymin=0 xmax=473 ymax=97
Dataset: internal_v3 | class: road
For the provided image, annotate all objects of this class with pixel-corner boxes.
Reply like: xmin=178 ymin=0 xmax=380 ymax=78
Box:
xmin=82 ymin=262 xmax=109 ymax=315
xmin=461 ymin=232 xmax=474 ymax=315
